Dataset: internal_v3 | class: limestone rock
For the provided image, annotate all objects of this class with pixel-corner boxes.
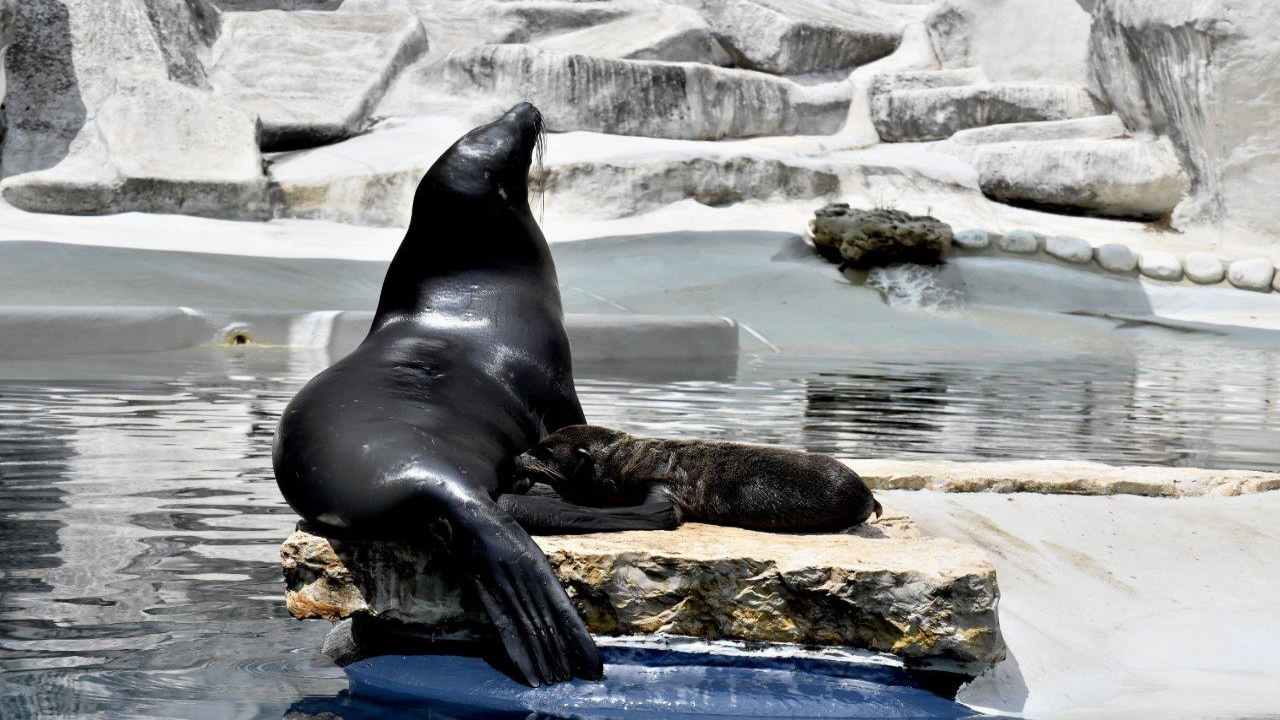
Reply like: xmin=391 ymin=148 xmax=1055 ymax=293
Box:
xmin=1094 ymin=243 xmax=1137 ymax=273
xmin=672 ymin=0 xmax=918 ymax=75
xmin=534 ymin=4 xmax=732 ymax=66
xmin=281 ymin=519 xmax=1007 ymax=671
xmin=1182 ymin=252 xmax=1225 ymax=285
xmin=1226 ymin=258 xmax=1275 ymax=293
xmin=949 ymin=115 xmax=1127 ymax=146
xmin=925 ymin=0 xmax=1093 ymax=84
xmin=953 ymin=229 xmax=991 ymax=250
xmin=210 ymin=10 xmax=429 ymax=150
xmin=1088 ymin=0 xmax=1280 ymax=234
xmin=417 ymin=45 xmax=851 ymax=140
xmin=0 ymin=0 xmax=269 ymax=219
xmin=871 ymin=78 xmax=1107 ymax=142
xmin=973 ymin=138 xmax=1190 ymax=220
xmin=996 ymin=230 xmax=1040 ymax=254
xmin=1045 ymin=236 xmax=1092 ymax=264
xmin=811 ymin=204 xmax=953 ymax=270
xmin=1138 ymin=251 xmax=1182 ymax=282
xmin=1274 ymin=270 xmax=1280 ymax=293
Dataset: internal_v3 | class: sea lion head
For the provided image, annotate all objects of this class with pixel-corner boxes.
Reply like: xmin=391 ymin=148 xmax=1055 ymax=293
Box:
xmin=374 ymin=102 xmax=551 ymax=324
xmin=513 ymin=425 xmax=633 ymax=506
xmin=415 ymin=101 xmax=545 ymax=212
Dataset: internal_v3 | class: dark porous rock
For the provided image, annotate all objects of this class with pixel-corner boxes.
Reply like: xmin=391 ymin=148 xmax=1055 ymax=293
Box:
xmin=811 ymin=204 xmax=954 ymax=270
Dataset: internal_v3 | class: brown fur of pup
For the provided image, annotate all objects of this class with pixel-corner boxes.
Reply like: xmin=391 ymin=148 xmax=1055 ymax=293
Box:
xmin=513 ymin=425 xmax=882 ymax=533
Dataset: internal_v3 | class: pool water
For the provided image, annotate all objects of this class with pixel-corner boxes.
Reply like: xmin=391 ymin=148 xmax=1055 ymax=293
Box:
xmin=2 ymin=333 xmax=1280 ymax=718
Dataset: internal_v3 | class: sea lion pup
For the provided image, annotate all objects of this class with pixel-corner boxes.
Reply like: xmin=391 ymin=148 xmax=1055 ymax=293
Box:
xmin=503 ymin=425 xmax=883 ymax=534
xmin=272 ymin=103 xmax=603 ymax=687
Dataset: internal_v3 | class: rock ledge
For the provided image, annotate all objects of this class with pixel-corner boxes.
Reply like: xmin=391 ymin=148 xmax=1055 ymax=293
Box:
xmin=282 ymin=517 xmax=1005 ymax=673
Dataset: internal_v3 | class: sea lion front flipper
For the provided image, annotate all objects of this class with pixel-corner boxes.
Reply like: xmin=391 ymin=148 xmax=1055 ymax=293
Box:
xmin=497 ymin=494 xmax=682 ymax=534
xmin=463 ymin=512 xmax=603 ymax=686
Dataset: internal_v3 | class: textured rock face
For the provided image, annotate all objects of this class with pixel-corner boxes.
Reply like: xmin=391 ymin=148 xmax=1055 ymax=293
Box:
xmin=533 ymin=4 xmax=732 ymax=66
xmin=973 ymin=138 xmax=1190 ymax=220
xmin=0 ymin=0 xmax=270 ymax=219
xmin=210 ymin=10 xmax=429 ymax=150
xmin=673 ymin=0 xmax=917 ymax=75
xmin=926 ymin=0 xmax=1094 ymax=83
xmin=812 ymin=204 xmax=953 ymax=270
xmin=425 ymin=45 xmax=850 ymax=140
xmin=282 ymin=519 xmax=1007 ymax=671
xmin=1087 ymin=0 xmax=1280 ymax=233
xmin=871 ymin=78 xmax=1107 ymax=142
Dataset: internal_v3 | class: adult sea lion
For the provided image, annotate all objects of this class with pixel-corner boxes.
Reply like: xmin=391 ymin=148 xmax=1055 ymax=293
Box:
xmin=272 ymin=102 xmax=602 ymax=687
xmin=503 ymin=425 xmax=883 ymax=534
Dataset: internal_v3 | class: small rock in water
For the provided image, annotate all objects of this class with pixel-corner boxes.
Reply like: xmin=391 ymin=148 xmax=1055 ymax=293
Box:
xmin=996 ymin=230 xmax=1040 ymax=254
xmin=1138 ymin=251 xmax=1183 ymax=281
xmin=952 ymin=229 xmax=991 ymax=250
xmin=1183 ymin=252 xmax=1225 ymax=284
xmin=1045 ymin=235 xmax=1092 ymax=264
xmin=1095 ymin=243 xmax=1138 ymax=273
xmin=1227 ymin=258 xmax=1275 ymax=292
xmin=811 ymin=204 xmax=953 ymax=270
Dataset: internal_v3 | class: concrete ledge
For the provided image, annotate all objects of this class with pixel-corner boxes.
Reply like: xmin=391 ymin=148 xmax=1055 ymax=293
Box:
xmin=0 ymin=306 xmax=739 ymax=363
xmin=845 ymin=459 xmax=1280 ymax=497
xmin=282 ymin=515 xmax=1006 ymax=674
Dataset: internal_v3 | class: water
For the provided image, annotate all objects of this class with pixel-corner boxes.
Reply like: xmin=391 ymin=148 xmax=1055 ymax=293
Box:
xmin=2 ymin=330 xmax=1280 ymax=718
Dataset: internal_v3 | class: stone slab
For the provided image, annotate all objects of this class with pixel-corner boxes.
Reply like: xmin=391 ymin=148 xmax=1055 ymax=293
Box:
xmin=974 ymin=138 xmax=1190 ymax=220
xmin=210 ymin=10 xmax=428 ymax=150
xmin=844 ymin=459 xmax=1280 ymax=497
xmin=871 ymin=80 xmax=1107 ymax=142
xmin=281 ymin=516 xmax=1006 ymax=672
xmin=415 ymin=45 xmax=851 ymax=140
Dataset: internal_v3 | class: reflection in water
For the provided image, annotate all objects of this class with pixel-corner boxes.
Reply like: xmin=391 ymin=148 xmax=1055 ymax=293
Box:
xmin=0 ymin=335 xmax=1277 ymax=717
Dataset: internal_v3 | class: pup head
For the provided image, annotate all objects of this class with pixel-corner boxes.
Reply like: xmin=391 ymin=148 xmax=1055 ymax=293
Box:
xmin=512 ymin=425 xmax=630 ymax=506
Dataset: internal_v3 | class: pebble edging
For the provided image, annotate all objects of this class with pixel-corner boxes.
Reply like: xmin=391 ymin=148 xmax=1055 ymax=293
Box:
xmin=805 ymin=217 xmax=1278 ymax=295
xmin=951 ymin=228 xmax=1277 ymax=294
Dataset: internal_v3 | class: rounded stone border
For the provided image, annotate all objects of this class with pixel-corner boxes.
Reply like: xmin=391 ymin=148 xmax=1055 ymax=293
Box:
xmin=804 ymin=220 xmax=1279 ymax=295
xmin=949 ymin=229 xmax=1276 ymax=294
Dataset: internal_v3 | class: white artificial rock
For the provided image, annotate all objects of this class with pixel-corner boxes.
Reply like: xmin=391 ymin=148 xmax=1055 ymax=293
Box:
xmin=949 ymin=115 xmax=1127 ymax=146
xmin=871 ymin=78 xmax=1106 ymax=142
xmin=1094 ymin=243 xmax=1137 ymax=273
xmin=1182 ymin=252 xmax=1225 ymax=285
xmin=534 ymin=4 xmax=732 ymax=66
xmin=973 ymin=138 xmax=1190 ymax=220
xmin=1088 ymin=0 xmax=1280 ymax=234
xmin=1138 ymin=251 xmax=1183 ymax=282
xmin=1226 ymin=258 xmax=1275 ymax=293
xmin=0 ymin=0 xmax=269 ymax=219
xmin=996 ymin=230 xmax=1040 ymax=254
xmin=671 ymin=0 xmax=922 ymax=75
xmin=418 ymin=45 xmax=851 ymax=140
xmin=953 ymin=229 xmax=991 ymax=250
xmin=1044 ymin=235 xmax=1092 ymax=264
xmin=210 ymin=10 xmax=429 ymax=150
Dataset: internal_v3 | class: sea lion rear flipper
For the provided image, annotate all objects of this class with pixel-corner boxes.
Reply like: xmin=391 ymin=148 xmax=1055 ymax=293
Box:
xmin=465 ymin=516 xmax=604 ymax=686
